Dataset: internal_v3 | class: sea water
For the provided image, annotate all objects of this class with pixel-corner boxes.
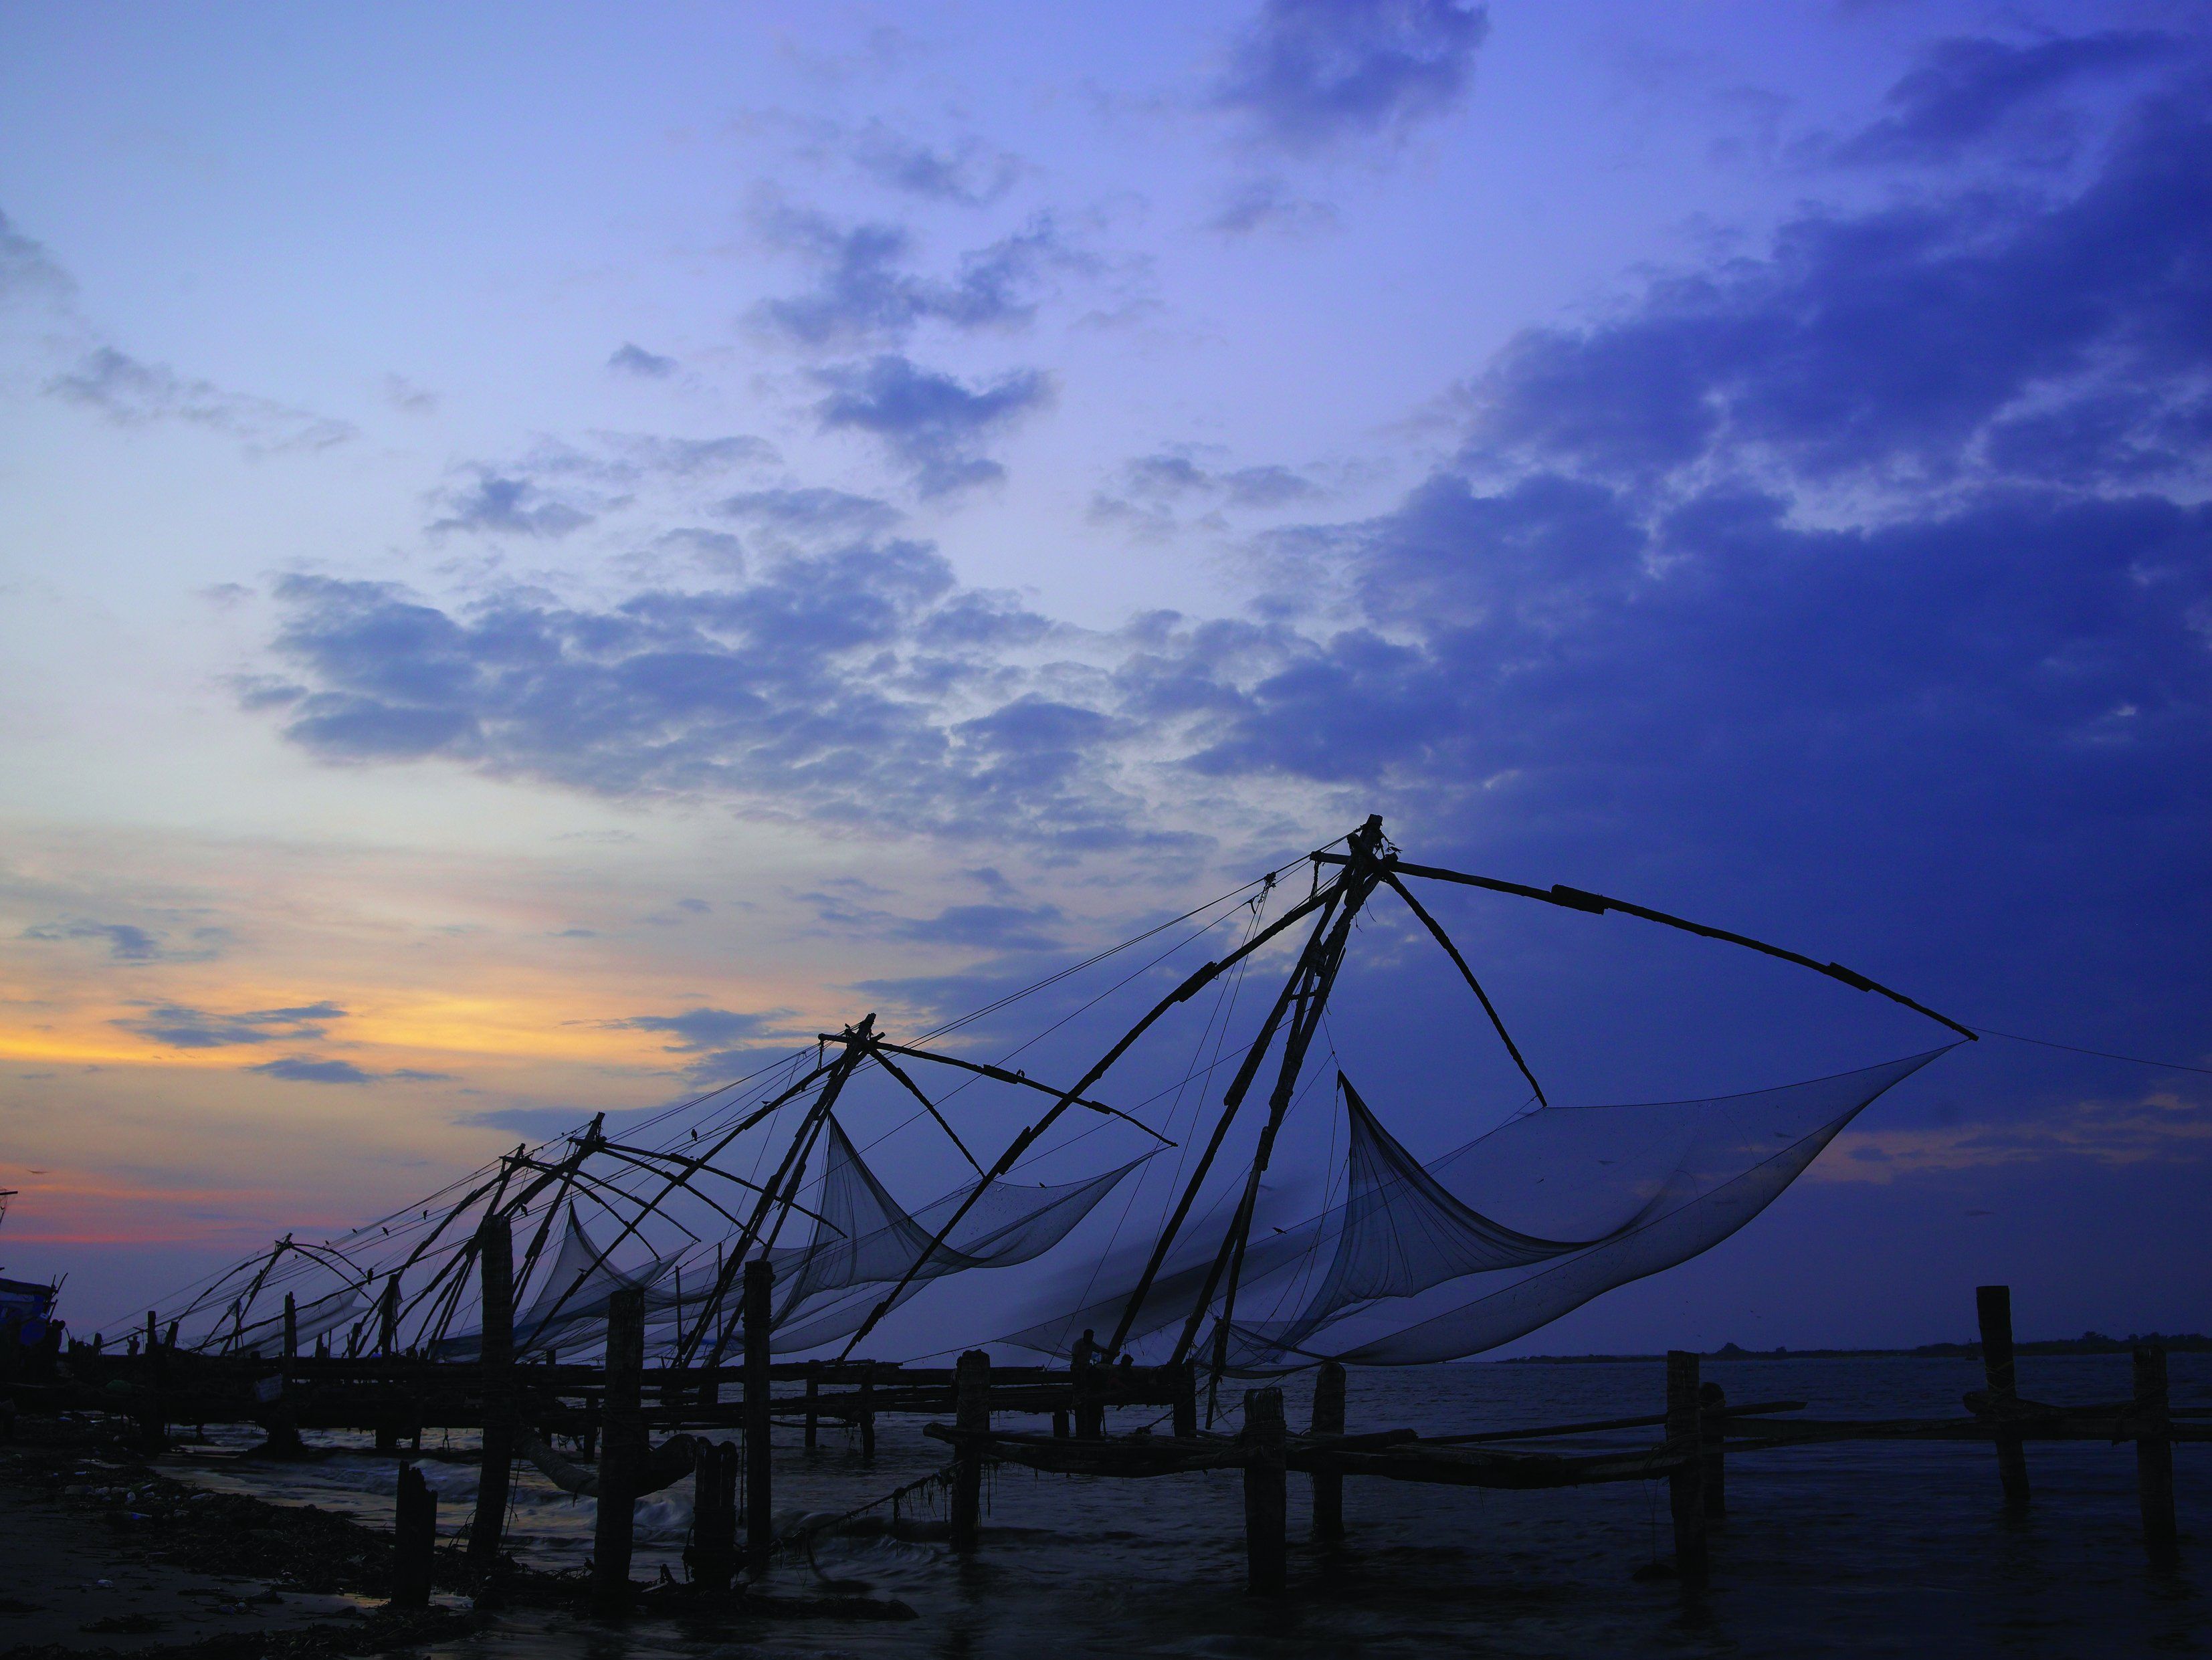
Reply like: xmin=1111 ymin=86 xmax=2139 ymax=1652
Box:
xmin=165 ymin=1352 xmax=2211 ymax=1658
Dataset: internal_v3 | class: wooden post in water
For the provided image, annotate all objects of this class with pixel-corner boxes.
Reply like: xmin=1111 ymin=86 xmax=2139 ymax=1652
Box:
xmin=1242 ymin=1386 xmax=1288 ymax=1597
xmin=1699 ymin=1380 xmax=1726 ymax=1520
xmin=742 ymin=1258 xmax=773 ymax=1572
xmin=592 ymin=1286 xmax=646 ymax=1617
xmin=391 ymin=1464 xmax=435 ymax=1608
xmin=1310 ymin=1360 xmax=1346 ymax=1542
xmin=1173 ymin=1359 xmax=1199 ymax=1440
xmin=2134 ymin=1346 xmax=2179 ymax=1571
xmin=803 ymin=1362 xmax=820 ymax=1451
xmin=858 ymin=1361 xmax=877 ymax=1461
xmin=1977 ymin=1285 xmax=2031 ymax=1511
xmin=1666 ymin=1351 xmax=1708 ymax=1588
xmin=951 ymin=1349 xmax=991 ymax=1555
xmin=1051 ymin=1407 xmax=1070 ymax=1438
xmin=467 ymin=1215 xmax=514 ymax=1570
xmin=688 ymin=1441 xmax=738 ymax=1592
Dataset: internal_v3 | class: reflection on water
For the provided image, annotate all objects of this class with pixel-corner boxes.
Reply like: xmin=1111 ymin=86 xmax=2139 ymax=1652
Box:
xmin=164 ymin=1354 xmax=2210 ymax=1658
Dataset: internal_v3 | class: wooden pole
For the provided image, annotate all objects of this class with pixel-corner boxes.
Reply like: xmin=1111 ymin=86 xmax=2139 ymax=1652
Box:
xmin=1666 ymin=1351 xmax=1708 ymax=1588
xmin=688 ymin=1441 xmax=737 ymax=1593
xmin=952 ymin=1349 xmax=991 ymax=1554
xmin=593 ymin=1285 xmax=645 ymax=1617
xmin=1977 ymin=1285 xmax=2031 ymax=1511
xmin=1310 ymin=1360 xmax=1345 ymax=1542
xmin=2134 ymin=1346 xmax=2178 ymax=1571
xmin=467 ymin=1214 xmax=514 ymax=1570
xmin=743 ymin=1258 xmax=773 ymax=1572
xmin=283 ymin=1293 xmax=298 ymax=1361
xmin=1242 ymin=1386 xmax=1288 ymax=1597
xmin=1173 ymin=1358 xmax=1198 ymax=1440
xmin=391 ymin=1465 xmax=436 ymax=1608
xmin=803 ymin=1362 xmax=820 ymax=1451
xmin=1699 ymin=1380 xmax=1726 ymax=1519
xmin=375 ymin=1277 xmax=401 ymax=1453
xmin=858 ymin=1361 xmax=876 ymax=1461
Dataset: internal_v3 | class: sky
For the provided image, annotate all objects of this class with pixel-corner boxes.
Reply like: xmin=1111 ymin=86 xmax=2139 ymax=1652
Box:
xmin=1 ymin=0 xmax=2207 ymax=1353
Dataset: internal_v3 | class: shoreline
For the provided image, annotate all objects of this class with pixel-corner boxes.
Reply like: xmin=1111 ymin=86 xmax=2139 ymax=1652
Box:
xmin=1500 ymin=1333 xmax=2212 ymax=1364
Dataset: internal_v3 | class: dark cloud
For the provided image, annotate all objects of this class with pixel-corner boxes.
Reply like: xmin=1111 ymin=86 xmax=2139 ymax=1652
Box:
xmin=751 ymin=207 xmax=1078 ymax=347
xmin=1833 ymin=31 xmax=2179 ymax=167
xmin=1214 ymin=0 xmax=1489 ymax=152
xmin=47 ymin=346 xmax=355 ymax=451
xmin=609 ymin=342 xmax=679 ymax=378
xmin=813 ymin=354 xmax=1053 ymax=496
xmin=117 ymin=1001 xmax=346 ymax=1049
xmin=19 ymin=920 xmax=228 ymax=964
xmin=1470 ymin=84 xmax=2212 ymax=489
xmin=852 ymin=124 xmax=1020 ymax=206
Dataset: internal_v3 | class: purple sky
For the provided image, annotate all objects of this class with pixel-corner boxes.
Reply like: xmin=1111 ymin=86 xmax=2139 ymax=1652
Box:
xmin=1 ymin=1 xmax=2206 ymax=1352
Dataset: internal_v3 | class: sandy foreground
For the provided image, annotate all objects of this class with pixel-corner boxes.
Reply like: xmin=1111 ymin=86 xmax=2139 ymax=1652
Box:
xmin=0 ymin=1426 xmax=483 ymax=1660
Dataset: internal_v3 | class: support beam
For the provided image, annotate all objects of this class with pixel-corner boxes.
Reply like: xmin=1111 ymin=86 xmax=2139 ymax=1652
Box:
xmin=1666 ymin=1351 xmax=1708 ymax=1588
xmin=1977 ymin=1285 xmax=2031 ymax=1512
xmin=1242 ymin=1386 xmax=1288 ymax=1597
xmin=687 ymin=1441 xmax=737 ymax=1593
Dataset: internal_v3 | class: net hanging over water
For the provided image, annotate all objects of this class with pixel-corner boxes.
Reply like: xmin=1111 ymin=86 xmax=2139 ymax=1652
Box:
xmin=1005 ymin=1047 xmax=1950 ymax=1367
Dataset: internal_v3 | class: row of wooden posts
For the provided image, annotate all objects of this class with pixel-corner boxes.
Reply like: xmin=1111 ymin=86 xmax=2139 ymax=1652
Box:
xmin=373 ymin=1261 xmax=2189 ymax=1609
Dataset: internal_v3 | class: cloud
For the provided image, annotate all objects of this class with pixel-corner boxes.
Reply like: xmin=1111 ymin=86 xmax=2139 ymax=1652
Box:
xmin=891 ymin=902 xmax=1066 ymax=951
xmin=813 ymin=354 xmax=1053 ymax=496
xmin=429 ymin=472 xmax=597 ymax=538
xmin=116 ymin=1001 xmax=346 ymax=1049
xmin=1214 ymin=0 xmax=1490 ymax=152
xmin=243 ymin=1056 xmax=454 ymax=1085
xmin=750 ymin=205 xmax=1080 ymax=348
xmin=47 ymin=346 xmax=355 ymax=451
xmin=0 ymin=209 xmax=76 ymax=306
xmin=852 ymin=124 xmax=1020 ymax=205
xmin=608 ymin=1005 xmax=793 ymax=1081
xmin=19 ymin=920 xmax=229 ymax=964
xmin=1091 ymin=450 xmax=1321 ymax=535
xmin=1832 ymin=31 xmax=2179 ymax=167
xmin=717 ymin=486 xmax=903 ymax=550
xmin=254 ymin=539 xmax=1147 ymax=845
xmin=1209 ymin=177 xmax=1338 ymax=237
xmin=609 ymin=342 xmax=679 ymax=378
xmin=382 ymin=374 xmax=438 ymax=414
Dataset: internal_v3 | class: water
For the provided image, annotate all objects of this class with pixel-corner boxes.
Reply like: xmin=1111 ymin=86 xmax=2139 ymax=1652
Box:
xmin=164 ymin=1353 xmax=2211 ymax=1657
